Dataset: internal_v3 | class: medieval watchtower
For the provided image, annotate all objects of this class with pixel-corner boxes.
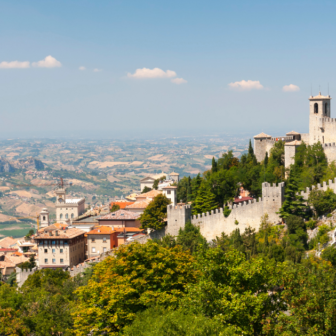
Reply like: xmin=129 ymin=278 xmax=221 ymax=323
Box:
xmin=309 ymin=92 xmax=331 ymax=145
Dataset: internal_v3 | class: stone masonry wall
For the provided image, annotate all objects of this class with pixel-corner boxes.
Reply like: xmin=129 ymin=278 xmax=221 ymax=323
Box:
xmin=322 ymin=143 xmax=336 ymax=163
xmin=298 ymin=178 xmax=336 ymax=200
xmin=167 ymin=182 xmax=284 ymax=241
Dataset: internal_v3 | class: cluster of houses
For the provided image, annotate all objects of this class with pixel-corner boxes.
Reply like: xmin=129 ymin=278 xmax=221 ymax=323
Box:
xmin=0 ymin=172 xmax=180 ymax=282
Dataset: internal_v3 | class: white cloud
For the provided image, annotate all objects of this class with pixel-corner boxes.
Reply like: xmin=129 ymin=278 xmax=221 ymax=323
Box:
xmin=93 ymin=68 xmax=102 ymax=72
xmin=228 ymin=80 xmax=264 ymax=91
xmin=0 ymin=60 xmax=30 ymax=69
xmin=79 ymin=66 xmax=86 ymax=71
xmin=283 ymin=84 xmax=300 ymax=92
xmin=127 ymin=67 xmax=177 ymax=79
xmin=171 ymin=77 xmax=187 ymax=84
xmin=32 ymin=55 xmax=62 ymax=68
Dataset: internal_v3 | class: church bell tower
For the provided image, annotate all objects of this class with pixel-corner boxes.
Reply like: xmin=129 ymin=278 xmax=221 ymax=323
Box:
xmin=309 ymin=92 xmax=331 ymax=145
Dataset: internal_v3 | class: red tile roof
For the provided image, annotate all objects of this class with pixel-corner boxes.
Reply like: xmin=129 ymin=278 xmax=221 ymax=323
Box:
xmin=125 ymin=200 xmax=150 ymax=209
xmin=99 ymin=210 xmax=141 ymax=220
xmin=110 ymin=201 xmax=134 ymax=210
xmin=136 ymin=190 xmax=162 ymax=199
xmin=234 ymin=196 xmax=254 ymax=203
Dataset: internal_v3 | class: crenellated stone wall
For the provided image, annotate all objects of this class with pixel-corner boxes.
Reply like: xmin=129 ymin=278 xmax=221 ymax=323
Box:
xmin=167 ymin=182 xmax=284 ymax=241
xmin=298 ymin=178 xmax=336 ymax=200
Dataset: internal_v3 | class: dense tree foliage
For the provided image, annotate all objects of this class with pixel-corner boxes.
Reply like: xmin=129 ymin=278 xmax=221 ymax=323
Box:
xmin=308 ymin=188 xmax=336 ymax=216
xmin=140 ymin=194 xmax=171 ymax=230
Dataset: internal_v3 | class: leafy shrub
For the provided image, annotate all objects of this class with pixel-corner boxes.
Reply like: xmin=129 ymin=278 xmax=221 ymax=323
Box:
xmin=306 ymin=219 xmax=317 ymax=230
xmin=327 ymin=213 xmax=333 ymax=218
xmin=223 ymin=206 xmax=231 ymax=218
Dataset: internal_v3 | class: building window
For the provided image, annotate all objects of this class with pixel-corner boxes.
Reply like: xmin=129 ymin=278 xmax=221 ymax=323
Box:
xmin=52 ymin=248 xmax=56 ymax=253
xmin=44 ymin=240 xmax=48 ymax=245
xmin=65 ymin=213 xmax=68 ymax=219
xmin=44 ymin=259 xmax=48 ymax=264
xmin=71 ymin=213 xmax=74 ymax=219
xmin=43 ymin=216 xmax=46 ymax=221
xmin=60 ymin=240 xmax=63 ymax=245
xmin=52 ymin=259 xmax=56 ymax=264
xmin=92 ymin=238 xmax=95 ymax=242
xmin=44 ymin=249 xmax=48 ymax=253
xmin=103 ymin=247 xmax=107 ymax=252
xmin=167 ymin=190 xmax=171 ymax=195
xmin=314 ymin=103 xmax=318 ymax=114
xmin=60 ymin=259 xmax=64 ymax=264
xmin=325 ymin=103 xmax=328 ymax=115
xmin=103 ymin=237 xmax=107 ymax=242
xmin=92 ymin=247 xmax=96 ymax=253
xmin=60 ymin=249 xmax=63 ymax=253
xmin=60 ymin=214 xmax=63 ymax=219
xmin=52 ymin=241 xmax=55 ymax=245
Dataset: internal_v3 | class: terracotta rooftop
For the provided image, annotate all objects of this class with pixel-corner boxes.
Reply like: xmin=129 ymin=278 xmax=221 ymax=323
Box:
xmin=87 ymin=226 xmax=143 ymax=235
xmin=234 ymin=196 xmax=254 ymax=203
xmin=254 ymin=132 xmax=272 ymax=139
xmin=125 ymin=200 xmax=151 ymax=209
xmin=35 ymin=227 xmax=85 ymax=239
xmin=162 ymin=185 xmax=177 ymax=189
xmin=0 ymin=248 xmax=18 ymax=252
xmin=136 ymin=190 xmax=162 ymax=199
xmin=0 ymin=237 xmax=18 ymax=249
xmin=99 ymin=210 xmax=141 ymax=220
xmin=110 ymin=201 xmax=134 ymax=210
xmin=87 ymin=226 xmax=114 ymax=234
xmin=170 ymin=172 xmax=180 ymax=176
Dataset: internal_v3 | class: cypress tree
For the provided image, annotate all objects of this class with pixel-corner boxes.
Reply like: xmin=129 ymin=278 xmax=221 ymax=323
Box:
xmin=212 ymin=157 xmax=218 ymax=173
xmin=192 ymin=182 xmax=218 ymax=215
xmin=264 ymin=152 xmax=269 ymax=167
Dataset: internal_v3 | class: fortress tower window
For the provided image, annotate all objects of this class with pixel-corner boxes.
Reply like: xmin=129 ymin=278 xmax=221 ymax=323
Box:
xmin=71 ymin=213 xmax=74 ymax=219
xmin=314 ymin=103 xmax=318 ymax=114
xmin=60 ymin=214 xmax=63 ymax=219
xmin=65 ymin=213 xmax=68 ymax=219
xmin=325 ymin=103 xmax=328 ymax=115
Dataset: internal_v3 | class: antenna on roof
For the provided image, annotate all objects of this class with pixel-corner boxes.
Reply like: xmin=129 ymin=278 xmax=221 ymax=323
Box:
xmin=328 ymin=83 xmax=329 ymax=95
xmin=311 ymin=84 xmax=312 ymax=96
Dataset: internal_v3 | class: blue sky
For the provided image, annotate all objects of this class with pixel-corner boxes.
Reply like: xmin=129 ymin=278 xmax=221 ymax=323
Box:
xmin=1 ymin=0 xmax=336 ymax=138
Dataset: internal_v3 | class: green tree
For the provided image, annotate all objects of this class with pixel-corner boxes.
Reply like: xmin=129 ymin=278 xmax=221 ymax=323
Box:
xmin=211 ymin=157 xmax=217 ymax=173
xmin=123 ymin=306 xmax=237 ymax=336
xmin=182 ymin=248 xmax=284 ymax=335
xmin=278 ymin=169 xmax=308 ymax=219
xmin=271 ymin=258 xmax=336 ymax=335
xmin=321 ymin=246 xmax=336 ymax=267
xmin=142 ymin=186 xmax=152 ymax=194
xmin=176 ymin=221 xmax=208 ymax=254
xmin=140 ymin=194 xmax=171 ymax=230
xmin=308 ymin=188 xmax=336 ymax=216
xmin=72 ymin=241 xmax=200 ymax=335
xmin=110 ymin=203 xmax=121 ymax=212
xmin=192 ymin=182 xmax=218 ymax=215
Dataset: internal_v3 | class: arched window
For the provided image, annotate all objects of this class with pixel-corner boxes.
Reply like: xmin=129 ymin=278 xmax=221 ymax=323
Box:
xmin=43 ymin=216 xmax=46 ymax=221
xmin=65 ymin=213 xmax=68 ymax=219
xmin=325 ymin=103 xmax=328 ymax=115
xmin=314 ymin=103 xmax=318 ymax=113
xmin=60 ymin=214 xmax=63 ymax=219
xmin=71 ymin=213 xmax=74 ymax=219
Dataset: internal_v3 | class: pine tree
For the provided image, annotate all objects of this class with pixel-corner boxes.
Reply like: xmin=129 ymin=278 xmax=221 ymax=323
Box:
xmin=192 ymin=182 xmax=218 ymax=215
xmin=278 ymin=169 xmax=308 ymax=219
xmin=212 ymin=157 xmax=218 ymax=173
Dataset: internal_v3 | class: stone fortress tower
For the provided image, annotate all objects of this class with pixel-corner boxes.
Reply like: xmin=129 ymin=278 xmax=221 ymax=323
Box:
xmin=254 ymin=92 xmax=336 ymax=168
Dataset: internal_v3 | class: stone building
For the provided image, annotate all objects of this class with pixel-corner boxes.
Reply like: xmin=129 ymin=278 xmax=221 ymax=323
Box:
xmin=34 ymin=226 xmax=85 ymax=268
xmin=97 ymin=210 xmax=142 ymax=228
xmin=254 ymin=93 xmax=336 ymax=167
xmin=55 ymin=187 xmax=86 ymax=224
xmin=86 ymin=226 xmax=144 ymax=257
